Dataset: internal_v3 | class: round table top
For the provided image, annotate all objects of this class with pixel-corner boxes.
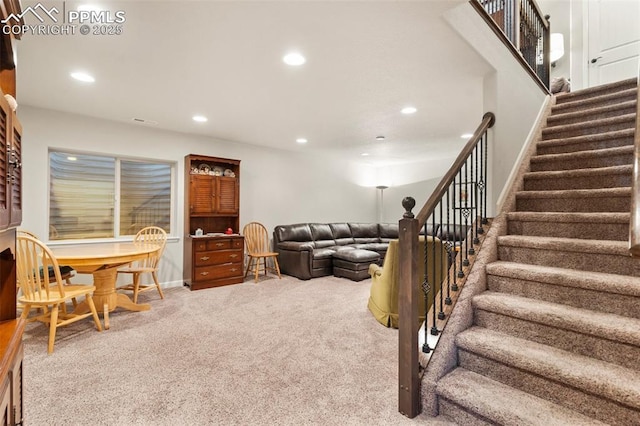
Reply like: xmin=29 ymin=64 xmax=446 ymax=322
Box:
xmin=51 ymin=241 xmax=161 ymax=267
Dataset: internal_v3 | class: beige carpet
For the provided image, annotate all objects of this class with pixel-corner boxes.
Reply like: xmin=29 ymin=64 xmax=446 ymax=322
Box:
xmin=22 ymin=275 xmax=454 ymax=426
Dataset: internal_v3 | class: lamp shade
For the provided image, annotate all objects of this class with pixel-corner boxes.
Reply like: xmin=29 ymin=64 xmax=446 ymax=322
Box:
xmin=550 ymin=33 xmax=565 ymax=63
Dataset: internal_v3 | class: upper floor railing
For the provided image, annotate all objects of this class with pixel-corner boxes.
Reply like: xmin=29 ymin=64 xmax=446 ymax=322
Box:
xmin=471 ymin=0 xmax=550 ymax=92
xmin=397 ymin=112 xmax=495 ymax=417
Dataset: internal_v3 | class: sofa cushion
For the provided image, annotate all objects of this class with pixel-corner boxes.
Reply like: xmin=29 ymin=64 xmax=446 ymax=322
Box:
xmin=275 ymin=223 xmax=312 ymax=242
xmin=329 ymin=223 xmax=352 ymax=239
xmin=352 ymin=243 xmax=389 ymax=252
xmin=349 ymin=223 xmax=379 ymax=243
xmin=314 ymin=240 xmax=336 ymax=249
xmin=313 ymin=247 xmax=336 ymax=259
xmin=378 ymin=223 xmax=398 ymax=242
xmin=312 ymin=247 xmax=336 ymax=270
xmin=327 ymin=245 xmax=356 ymax=253
xmin=310 ymin=223 xmax=334 ymax=241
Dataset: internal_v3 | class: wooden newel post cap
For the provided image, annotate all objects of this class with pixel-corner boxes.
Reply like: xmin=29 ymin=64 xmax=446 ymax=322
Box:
xmin=402 ymin=197 xmax=415 ymax=219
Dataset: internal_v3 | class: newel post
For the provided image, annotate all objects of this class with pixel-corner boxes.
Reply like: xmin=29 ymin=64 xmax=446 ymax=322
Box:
xmin=398 ymin=196 xmax=420 ymax=418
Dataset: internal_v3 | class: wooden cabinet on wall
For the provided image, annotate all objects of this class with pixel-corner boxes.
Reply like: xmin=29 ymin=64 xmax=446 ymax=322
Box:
xmin=0 ymin=3 xmax=24 ymax=425
xmin=0 ymin=92 xmax=21 ymax=229
xmin=0 ymin=225 xmax=23 ymax=426
xmin=184 ymin=155 xmax=244 ymax=290
xmin=0 ymin=319 xmax=23 ymax=426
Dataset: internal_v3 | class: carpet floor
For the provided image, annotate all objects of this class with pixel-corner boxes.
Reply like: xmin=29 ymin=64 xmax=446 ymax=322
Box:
xmin=22 ymin=275 xmax=453 ymax=426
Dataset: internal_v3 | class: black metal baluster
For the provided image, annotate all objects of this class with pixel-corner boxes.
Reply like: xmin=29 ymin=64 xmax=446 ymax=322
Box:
xmin=462 ymin=159 xmax=470 ymax=267
xmin=444 ymin=187 xmax=452 ymax=306
xmin=482 ymin=131 xmax=489 ymax=225
xmin=473 ymin=142 xmax=481 ymax=245
xmin=451 ymin=175 xmax=458 ymax=283
xmin=457 ymin=168 xmax=465 ymax=279
xmin=422 ymin=221 xmax=431 ymax=354
xmin=430 ymin=212 xmax=439 ymax=335
xmin=436 ymin=202 xmax=445 ymax=321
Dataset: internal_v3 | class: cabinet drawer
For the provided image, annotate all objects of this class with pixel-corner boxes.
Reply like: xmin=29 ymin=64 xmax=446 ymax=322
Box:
xmin=194 ymin=239 xmax=232 ymax=251
xmin=194 ymin=250 xmax=242 ymax=266
xmin=194 ymin=263 xmax=243 ymax=281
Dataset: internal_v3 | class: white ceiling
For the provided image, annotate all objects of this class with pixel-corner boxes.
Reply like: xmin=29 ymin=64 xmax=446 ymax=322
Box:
xmin=16 ymin=0 xmax=493 ymax=167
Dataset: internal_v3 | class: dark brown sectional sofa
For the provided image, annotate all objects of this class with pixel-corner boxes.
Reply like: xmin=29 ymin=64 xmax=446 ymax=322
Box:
xmin=273 ymin=222 xmax=466 ymax=280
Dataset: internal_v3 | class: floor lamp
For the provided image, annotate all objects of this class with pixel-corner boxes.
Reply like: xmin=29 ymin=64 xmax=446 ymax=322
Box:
xmin=376 ymin=185 xmax=388 ymax=223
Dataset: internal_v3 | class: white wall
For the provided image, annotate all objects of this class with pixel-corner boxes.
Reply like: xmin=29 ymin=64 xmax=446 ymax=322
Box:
xmin=444 ymin=3 xmax=547 ymax=215
xmin=381 ymin=177 xmax=441 ymax=223
xmin=18 ymin=106 xmax=377 ymax=286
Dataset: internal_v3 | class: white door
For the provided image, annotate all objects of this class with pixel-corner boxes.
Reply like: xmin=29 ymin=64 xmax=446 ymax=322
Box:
xmin=587 ymin=0 xmax=640 ymax=86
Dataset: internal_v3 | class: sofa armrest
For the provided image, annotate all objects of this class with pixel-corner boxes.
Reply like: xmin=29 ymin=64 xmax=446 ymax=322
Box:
xmin=277 ymin=241 xmax=314 ymax=251
xmin=368 ymin=263 xmax=383 ymax=277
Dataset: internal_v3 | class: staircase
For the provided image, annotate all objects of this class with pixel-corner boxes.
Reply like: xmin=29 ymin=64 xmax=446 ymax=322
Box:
xmin=433 ymin=78 xmax=640 ymax=424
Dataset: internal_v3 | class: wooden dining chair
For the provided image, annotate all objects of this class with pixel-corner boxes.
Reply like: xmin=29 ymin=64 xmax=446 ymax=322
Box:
xmin=242 ymin=222 xmax=281 ymax=283
xmin=17 ymin=229 xmax=76 ymax=283
xmin=116 ymin=226 xmax=167 ymax=303
xmin=16 ymin=234 xmax=102 ymax=354
xmin=16 ymin=229 xmax=78 ymax=317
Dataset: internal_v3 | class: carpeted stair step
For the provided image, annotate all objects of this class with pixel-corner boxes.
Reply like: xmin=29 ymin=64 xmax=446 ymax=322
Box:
xmin=515 ymin=187 xmax=630 ymax=212
xmin=552 ymin=87 xmax=638 ymax=115
xmin=435 ymin=368 xmax=607 ymax=426
xmin=529 ymin=145 xmax=633 ymax=172
xmin=506 ymin=211 xmax=629 ymax=240
xmin=472 ymin=291 xmax=640 ymax=370
xmin=554 ymin=77 xmax=637 ymax=106
xmin=547 ymin=100 xmax=637 ymax=127
xmin=456 ymin=327 xmax=640 ymax=425
xmin=541 ymin=114 xmax=635 ymax=140
xmin=536 ymin=128 xmax=635 ymax=155
xmin=497 ymin=235 xmax=639 ymax=275
xmin=522 ymin=164 xmax=632 ymax=191
xmin=486 ymin=261 xmax=640 ymax=319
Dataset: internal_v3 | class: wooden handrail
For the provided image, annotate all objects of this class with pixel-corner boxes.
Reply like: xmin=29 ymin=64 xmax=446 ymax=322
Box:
xmin=629 ymin=75 xmax=640 ymax=257
xmin=415 ymin=112 xmax=495 ymax=226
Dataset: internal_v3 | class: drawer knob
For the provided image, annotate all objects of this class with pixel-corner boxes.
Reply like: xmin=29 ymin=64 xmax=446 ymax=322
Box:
xmin=216 ymin=243 xmax=224 ymax=247
xmin=230 ymin=254 xmax=238 ymax=258
xmin=200 ymin=256 xmax=210 ymax=261
xmin=200 ymin=271 xmax=209 ymax=276
xmin=230 ymin=268 xmax=237 ymax=272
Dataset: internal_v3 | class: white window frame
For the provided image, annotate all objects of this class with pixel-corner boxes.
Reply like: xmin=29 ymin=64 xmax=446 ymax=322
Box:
xmin=47 ymin=149 xmax=177 ymax=243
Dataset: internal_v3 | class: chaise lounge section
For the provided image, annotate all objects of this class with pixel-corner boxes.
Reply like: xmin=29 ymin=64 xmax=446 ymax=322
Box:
xmin=273 ymin=222 xmax=465 ymax=280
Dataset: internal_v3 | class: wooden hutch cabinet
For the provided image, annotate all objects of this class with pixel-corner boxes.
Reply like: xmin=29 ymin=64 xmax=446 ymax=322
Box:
xmin=0 ymin=1 xmax=25 ymax=424
xmin=183 ymin=155 xmax=244 ymax=290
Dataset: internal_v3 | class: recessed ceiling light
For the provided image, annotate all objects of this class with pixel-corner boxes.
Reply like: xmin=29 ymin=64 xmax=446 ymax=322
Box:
xmin=375 ymin=136 xmax=385 ymax=141
xmin=401 ymin=106 xmax=417 ymax=115
xmin=70 ymin=71 xmax=95 ymax=83
xmin=361 ymin=152 xmax=370 ymax=156
xmin=296 ymin=138 xmax=308 ymax=144
xmin=461 ymin=133 xmax=473 ymax=139
xmin=192 ymin=115 xmax=208 ymax=123
xmin=283 ymin=52 xmax=306 ymax=66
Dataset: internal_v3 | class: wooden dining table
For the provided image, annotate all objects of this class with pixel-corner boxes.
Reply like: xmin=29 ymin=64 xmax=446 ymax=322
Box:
xmin=50 ymin=241 xmax=162 ymax=329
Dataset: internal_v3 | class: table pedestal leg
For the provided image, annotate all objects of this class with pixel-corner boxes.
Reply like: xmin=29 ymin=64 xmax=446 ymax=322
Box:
xmin=73 ymin=267 xmax=151 ymax=329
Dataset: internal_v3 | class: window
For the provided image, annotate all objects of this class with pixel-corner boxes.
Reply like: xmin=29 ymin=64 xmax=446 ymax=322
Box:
xmin=49 ymin=151 xmax=173 ymax=240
